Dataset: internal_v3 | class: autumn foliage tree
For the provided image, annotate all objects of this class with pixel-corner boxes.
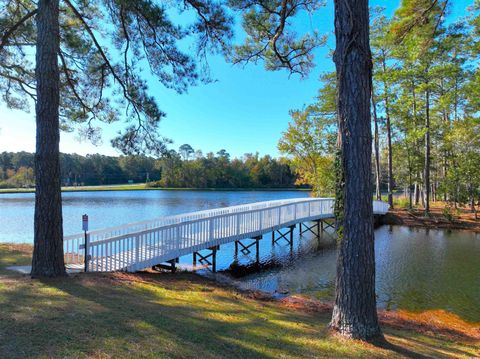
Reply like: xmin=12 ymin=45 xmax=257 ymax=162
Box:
xmin=278 ymin=73 xmax=337 ymax=195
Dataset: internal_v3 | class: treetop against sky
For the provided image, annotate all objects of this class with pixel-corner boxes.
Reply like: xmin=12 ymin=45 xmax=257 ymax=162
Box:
xmin=0 ymin=0 xmax=471 ymax=159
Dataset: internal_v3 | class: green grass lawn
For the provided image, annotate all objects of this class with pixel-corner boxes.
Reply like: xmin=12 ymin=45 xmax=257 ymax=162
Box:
xmin=0 ymin=244 xmax=478 ymax=358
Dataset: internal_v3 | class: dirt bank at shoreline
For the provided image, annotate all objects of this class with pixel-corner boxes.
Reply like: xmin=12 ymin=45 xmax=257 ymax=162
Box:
xmin=382 ymin=205 xmax=480 ymax=232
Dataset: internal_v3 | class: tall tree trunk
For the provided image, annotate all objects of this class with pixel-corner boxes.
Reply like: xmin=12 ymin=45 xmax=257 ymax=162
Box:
xmin=424 ymin=86 xmax=431 ymax=216
xmin=371 ymin=88 xmax=381 ymax=201
xmin=470 ymin=184 xmax=476 ymax=215
xmin=381 ymin=53 xmax=393 ymax=208
xmin=31 ymin=0 xmax=66 ymax=277
xmin=407 ymin=147 xmax=413 ymax=209
xmin=408 ymin=178 xmax=413 ymax=208
xmin=411 ymin=79 xmax=421 ymax=208
xmin=330 ymin=0 xmax=381 ymax=340
xmin=414 ymin=181 xmax=420 ymax=206
xmin=441 ymin=81 xmax=449 ymax=203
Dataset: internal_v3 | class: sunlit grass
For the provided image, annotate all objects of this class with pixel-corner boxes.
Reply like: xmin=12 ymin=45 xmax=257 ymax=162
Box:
xmin=0 ymin=245 xmax=478 ymax=358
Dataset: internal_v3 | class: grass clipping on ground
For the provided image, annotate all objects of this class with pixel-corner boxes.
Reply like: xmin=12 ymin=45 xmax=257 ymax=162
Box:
xmin=0 ymin=244 xmax=479 ymax=359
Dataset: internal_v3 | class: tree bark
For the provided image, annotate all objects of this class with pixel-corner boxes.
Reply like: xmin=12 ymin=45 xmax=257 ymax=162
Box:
xmin=31 ymin=0 xmax=66 ymax=277
xmin=406 ymin=146 xmax=413 ymax=209
xmin=381 ymin=53 xmax=394 ymax=208
xmin=424 ymin=86 xmax=431 ymax=216
xmin=371 ymin=88 xmax=381 ymax=201
xmin=330 ymin=0 xmax=381 ymax=340
xmin=414 ymin=181 xmax=420 ymax=206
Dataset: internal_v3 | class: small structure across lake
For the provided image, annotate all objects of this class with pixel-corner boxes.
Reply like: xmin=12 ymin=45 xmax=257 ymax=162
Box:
xmin=63 ymin=198 xmax=390 ymax=273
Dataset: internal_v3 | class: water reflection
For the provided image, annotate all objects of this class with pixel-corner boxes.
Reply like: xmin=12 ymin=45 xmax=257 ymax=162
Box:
xmin=231 ymin=225 xmax=480 ymax=323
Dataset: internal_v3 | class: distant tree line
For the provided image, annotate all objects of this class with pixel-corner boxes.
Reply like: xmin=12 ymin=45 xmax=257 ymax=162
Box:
xmin=0 ymin=149 xmax=299 ymax=189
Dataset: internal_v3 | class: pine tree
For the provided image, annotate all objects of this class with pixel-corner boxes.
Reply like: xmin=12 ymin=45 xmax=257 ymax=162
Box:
xmin=230 ymin=0 xmax=381 ymax=339
xmin=0 ymin=0 xmax=233 ymax=277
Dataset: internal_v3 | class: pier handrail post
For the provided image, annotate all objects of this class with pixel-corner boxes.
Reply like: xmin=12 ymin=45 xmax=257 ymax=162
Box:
xmin=135 ymin=234 xmax=140 ymax=267
xmin=259 ymin=209 xmax=263 ymax=230
xmin=175 ymin=226 xmax=180 ymax=252
xmin=236 ymin=213 xmax=240 ymax=236
xmin=209 ymin=218 xmax=214 ymax=240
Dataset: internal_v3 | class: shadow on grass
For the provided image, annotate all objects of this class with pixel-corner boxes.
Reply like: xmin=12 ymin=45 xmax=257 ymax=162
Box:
xmin=0 ymin=272 xmax=350 ymax=358
xmin=369 ymin=335 xmax=433 ymax=359
xmin=0 ymin=271 xmax=478 ymax=359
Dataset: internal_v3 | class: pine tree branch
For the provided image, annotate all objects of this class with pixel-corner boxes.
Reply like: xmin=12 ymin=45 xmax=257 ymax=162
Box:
xmin=63 ymin=0 xmax=142 ymax=119
xmin=58 ymin=50 xmax=92 ymax=118
xmin=0 ymin=9 xmax=37 ymax=52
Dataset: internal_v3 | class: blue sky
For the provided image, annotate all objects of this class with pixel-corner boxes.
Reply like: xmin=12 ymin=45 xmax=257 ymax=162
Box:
xmin=0 ymin=0 xmax=472 ymax=158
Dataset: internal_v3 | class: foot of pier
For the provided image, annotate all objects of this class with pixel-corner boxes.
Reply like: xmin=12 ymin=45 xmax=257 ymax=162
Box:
xmin=193 ymin=246 xmax=219 ymax=272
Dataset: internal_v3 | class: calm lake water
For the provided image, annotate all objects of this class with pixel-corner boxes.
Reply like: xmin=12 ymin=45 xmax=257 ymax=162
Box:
xmin=1 ymin=190 xmax=479 ymax=323
xmin=0 ymin=189 xmax=310 ymax=242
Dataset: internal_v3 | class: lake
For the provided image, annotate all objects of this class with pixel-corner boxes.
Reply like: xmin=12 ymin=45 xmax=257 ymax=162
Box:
xmin=0 ymin=189 xmax=310 ymax=243
xmin=1 ymin=189 xmax=479 ymax=323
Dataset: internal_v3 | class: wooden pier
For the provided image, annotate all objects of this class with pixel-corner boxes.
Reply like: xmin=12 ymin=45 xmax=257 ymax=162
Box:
xmin=63 ymin=198 xmax=389 ymax=272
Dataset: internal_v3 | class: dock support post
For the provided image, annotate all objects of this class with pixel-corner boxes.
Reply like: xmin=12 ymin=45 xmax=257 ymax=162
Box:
xmin=272 ymin=225 xmax=295 ymax=246
xmin=192 ymin=246 xmax=219 ymax=272
xmin=234 ymin=236 xmax=262 ymax=264
xmin=299 ymin=220 xmax=329 ymax=238
xmin=320 ymin=219 xmax=335 ymax=234
xmin=212 ymin=246 xmax=217 ymax=273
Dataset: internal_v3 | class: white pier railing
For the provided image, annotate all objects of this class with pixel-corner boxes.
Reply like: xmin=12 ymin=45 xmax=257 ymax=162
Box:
xmin=63 ymin=198 xmax=390 ymax=272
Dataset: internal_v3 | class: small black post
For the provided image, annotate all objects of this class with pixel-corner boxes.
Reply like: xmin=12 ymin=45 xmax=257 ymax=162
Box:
xmin=82 ymin=214 xmax=89 ymax=272
xmin=299 ymin=223 xmax=302 ymax=234
xmin=168 ymin=259 xmax=177 ymax=273
xmin=212 ymin=247 xmax=217 ymax=273
xmin=256 ymin=238 xmax=260 ymax=263
xmin=289 ymin=225 xmax=295 ymax=249
xmin=235 ymin=241 xmax=238 ymax=256
xmin=271 ymin=231 xmax=275 ymax=245
xmin=84 ymin=230 xmax=88 ymax=272
xmin=193 ymin=252 xmax=197 ymax=267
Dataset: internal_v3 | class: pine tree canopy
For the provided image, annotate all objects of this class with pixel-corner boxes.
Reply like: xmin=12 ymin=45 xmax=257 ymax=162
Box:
xmin=0 ymin=0 xmax=233 ymax=155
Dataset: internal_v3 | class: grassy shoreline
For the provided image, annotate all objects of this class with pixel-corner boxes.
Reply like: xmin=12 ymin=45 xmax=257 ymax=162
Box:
xmin=1 ymin=243 xmax=478 ymax=358
xmin=0 ymin=185 xmax=311 ymax=194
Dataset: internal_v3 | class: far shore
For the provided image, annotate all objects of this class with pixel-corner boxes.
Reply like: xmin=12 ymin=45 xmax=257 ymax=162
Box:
xmin=382 ymin=204 xmax=480 ymax=233
xmin=0 ymin=184 xmax=311 ymax=194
